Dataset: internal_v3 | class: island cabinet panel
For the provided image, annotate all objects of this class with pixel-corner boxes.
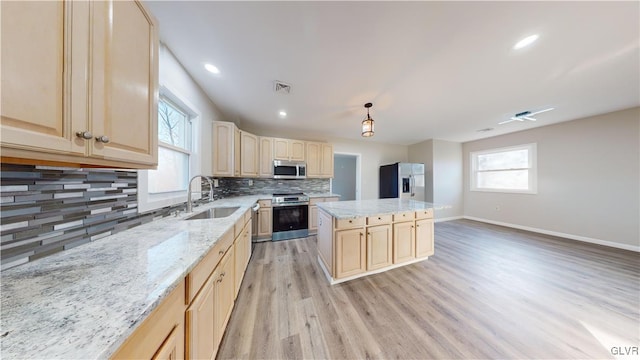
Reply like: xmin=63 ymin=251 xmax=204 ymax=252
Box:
xmin=366 ymin=224 xmax=393 ymax=271
xmin=335 ymin=228 xmax=366 ymax=279
xmin=185 ymin=276 xmax=216 ymax=360
xmin=416 ymin=218 xmax=435 ymax=258
xmin=393 ymin=221 xmax=415 ymax=264
xmin=317 ymin=209 xmax=334 ymax=275
xmin=111 ymin=280 xmax=185 ymax=360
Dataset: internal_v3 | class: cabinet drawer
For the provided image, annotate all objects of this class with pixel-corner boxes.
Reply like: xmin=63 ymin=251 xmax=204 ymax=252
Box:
xmin=415 ymin=209 xmax=433 ymax=219
xmin=258 ymin=199 xmax=271 ymax=208
xmin=367 ymin=214 xmax=392 ymax=226
xmin=393 ymin=211 xmax=415 ymax=221
xmin=335 ymin=217 xmax=364 ymax=229
xmin=185 ymin=229 xmax=234 ymax=304
xmin=309 ymin=197 xmax=324 ymax=205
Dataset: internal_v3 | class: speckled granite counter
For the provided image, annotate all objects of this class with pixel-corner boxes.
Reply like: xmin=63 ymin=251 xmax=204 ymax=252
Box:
xmin=0 ymin=195 xmax=265 ymax=359
xmin=317 ymin=198 xmax=439 ymax=219
xmin=306 ymin=192 xmax=341 ymax=199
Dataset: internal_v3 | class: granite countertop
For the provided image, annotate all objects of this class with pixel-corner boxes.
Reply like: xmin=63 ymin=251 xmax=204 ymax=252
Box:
xmin=306 ymin=192 xmax=341 ymax=199
xmin=317 ymin=198 xmax=442 ymax=219
xmin=0 ymin=195 xmax=264 ymax=359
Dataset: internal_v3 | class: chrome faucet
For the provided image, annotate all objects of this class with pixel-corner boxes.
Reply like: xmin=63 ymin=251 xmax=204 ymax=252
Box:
xmin=186 ymin=175 xmax=214 ymax=213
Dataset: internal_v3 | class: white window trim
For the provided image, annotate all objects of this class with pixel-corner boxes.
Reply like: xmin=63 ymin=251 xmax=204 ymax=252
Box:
xmin=138 ymin=84 xmax=202 ymax=213
xmin=470 ymin=143 xmax=537 ymax=194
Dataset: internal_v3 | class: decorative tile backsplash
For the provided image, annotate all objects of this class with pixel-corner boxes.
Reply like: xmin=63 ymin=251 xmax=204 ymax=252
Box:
xmin=0 ymin=163 xmax=330 ymax=270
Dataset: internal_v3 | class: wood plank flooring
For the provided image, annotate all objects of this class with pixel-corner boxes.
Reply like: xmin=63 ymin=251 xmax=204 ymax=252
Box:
xmin=217 ymin=220 xmax=640 ymax=359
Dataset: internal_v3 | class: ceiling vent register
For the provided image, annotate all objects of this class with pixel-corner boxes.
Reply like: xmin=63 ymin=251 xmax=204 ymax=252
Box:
xmin=274 ymin=81 xmax=291 ymax=94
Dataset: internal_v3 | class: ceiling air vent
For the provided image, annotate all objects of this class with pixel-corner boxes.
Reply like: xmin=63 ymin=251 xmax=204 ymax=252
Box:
xmin=274 ymin=81 xmax=291 ymax=94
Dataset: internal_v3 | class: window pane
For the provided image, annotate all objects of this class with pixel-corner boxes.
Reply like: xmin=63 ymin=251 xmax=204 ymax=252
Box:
xmin=477 ymin=149 xmax=528 ymax=171
xmin=477 ymin=170 xmax=529 ymax=190
xmin=148 ymin=146 xmax=189 ymax=193
xmin=158 ymin=100 xmax=189 ymax=149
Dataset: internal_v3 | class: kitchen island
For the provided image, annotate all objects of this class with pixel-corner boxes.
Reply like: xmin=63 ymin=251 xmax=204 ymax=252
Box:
xmin=317 ymin=198 xmax=436 ymax=284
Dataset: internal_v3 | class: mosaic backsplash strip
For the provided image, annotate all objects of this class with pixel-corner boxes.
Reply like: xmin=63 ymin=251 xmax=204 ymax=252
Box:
xmin=1 ymin=163 xmax=330 ymax=270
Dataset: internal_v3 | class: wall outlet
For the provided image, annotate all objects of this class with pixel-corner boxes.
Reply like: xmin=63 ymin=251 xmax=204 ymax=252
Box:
xmin=495 ymin=205 xmax=501 ymax=211
xmin=213 ymin=179 xmax=219 ymax=188
xmin=247 ymin=179 xmax=253 ymax=186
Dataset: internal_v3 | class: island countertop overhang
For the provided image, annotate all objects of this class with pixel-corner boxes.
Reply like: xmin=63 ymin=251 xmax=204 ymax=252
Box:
xmin=317 ymin=198 xmax=441 ymax=219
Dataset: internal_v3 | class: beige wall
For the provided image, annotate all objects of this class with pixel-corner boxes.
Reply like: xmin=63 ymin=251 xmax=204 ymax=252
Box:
xmin=463 ymin=107 xmax=640 ymax=250
xmin=409 ymin=139 xmax=463 ymax=220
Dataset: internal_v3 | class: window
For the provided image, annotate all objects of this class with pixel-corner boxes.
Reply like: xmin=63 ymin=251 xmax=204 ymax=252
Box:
xmin=137 ymin=86 xmax=201 ymax=213
xmin=149 ymin=98 xmax=192 ymax=193
xmin=470 ymin=143 xmax=537 ymax=194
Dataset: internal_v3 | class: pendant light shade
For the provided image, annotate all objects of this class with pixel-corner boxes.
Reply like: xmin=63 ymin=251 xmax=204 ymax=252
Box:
xmin=362 ymin=102 xmax=375 ymax=137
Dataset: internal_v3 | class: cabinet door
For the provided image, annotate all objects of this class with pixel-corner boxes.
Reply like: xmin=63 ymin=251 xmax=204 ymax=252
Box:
xmin=290 ymin=140 xmax=305 ymax=161
xmin=308 ymin=205 xmax=319 ymax=232
xmin=185 ymin=276 xmax=215 ymax=360
xmin=234 ymin=128 xmax=241 ymax=176
xmin=393 ymin=221 xmax=415 ymax=264
xmin=90 ymin=0 xmax=158 ymax=165
xmin=273 ymin=138 xmax=289 ymax=160
xmin=415 ymin=218 xmax=434 ymax=258
xmin=321 ymin=143 xmax=334 ymax=178
xmin=214 ymin=248 xmax=235 ymax=346
xmin=335 ymin=228 xmax=366 ymax=279
xmin=257 ymin=208 xmax=272 ymax=237
xmin=367 ymin=225 xmax=392 ymax=271
xmin=234 ymin=224 xmax=251 ymax=298
xmin=0 ymin=1 xmax=87 ymax=156
xmin=306 ymin=142 xmax=321 ymax=177
xmin=212 ymin=122 xmax=234 ymax=176
xmin=240 ymin=131 xmax=258 ymax=177
xmin=258 ymin=137 xmax=274 ymax=177
xmin=152 ymin=326 xmax=179 ymax=360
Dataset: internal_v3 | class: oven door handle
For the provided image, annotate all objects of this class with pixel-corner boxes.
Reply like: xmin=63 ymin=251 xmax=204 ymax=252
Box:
xmin=272 ymin=202 xmax=310 ymax=207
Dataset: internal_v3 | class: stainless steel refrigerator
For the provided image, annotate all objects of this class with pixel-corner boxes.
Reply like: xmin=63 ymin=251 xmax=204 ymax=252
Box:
xmin=379 ymin=163 xmax=425 ymax=200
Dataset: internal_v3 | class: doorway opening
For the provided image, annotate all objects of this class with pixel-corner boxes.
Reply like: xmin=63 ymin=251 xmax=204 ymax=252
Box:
xmin=331 ymin=153 xmax=360 ymax=200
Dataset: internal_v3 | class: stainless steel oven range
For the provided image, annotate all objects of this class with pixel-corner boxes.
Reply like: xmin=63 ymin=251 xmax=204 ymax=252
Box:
xmin=271 ymin=192 xmax=309 ymax=241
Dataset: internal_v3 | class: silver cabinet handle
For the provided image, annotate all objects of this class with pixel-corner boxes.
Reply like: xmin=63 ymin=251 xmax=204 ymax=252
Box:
xmin=75 ymin=131 xmax=92 ymax=139
xmin=95 ymin=135 xmax=110 ymax=143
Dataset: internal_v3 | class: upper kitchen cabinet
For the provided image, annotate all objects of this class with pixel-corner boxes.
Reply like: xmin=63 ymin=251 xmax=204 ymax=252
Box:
xmin=258 ymin=137 xmax=274 ymax=177
xmin=240 ymin=130 xmax=259 ymax=177
xmin=212 ymin=121 xmax=238 ymax=177
xmin=0 ymin=0 xmax=159 ymax=169
xmin=306 ymin=142 xmax=334 ymax=178
xmin=273 ymin=138 xmax=305 ymax=162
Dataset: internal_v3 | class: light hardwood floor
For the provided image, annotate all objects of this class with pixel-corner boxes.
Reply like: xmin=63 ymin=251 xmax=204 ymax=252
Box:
xmin=218 ymin=220 xmax=640 ymax=359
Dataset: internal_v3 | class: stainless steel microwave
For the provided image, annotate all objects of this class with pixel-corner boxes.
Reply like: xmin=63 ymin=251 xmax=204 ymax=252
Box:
xmin=273 ymin=160 xmax=306 ymax=179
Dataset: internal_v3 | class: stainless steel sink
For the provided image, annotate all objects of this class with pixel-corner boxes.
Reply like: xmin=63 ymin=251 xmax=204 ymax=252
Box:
xmin=184 ymin=206 xmax=240 ymax=220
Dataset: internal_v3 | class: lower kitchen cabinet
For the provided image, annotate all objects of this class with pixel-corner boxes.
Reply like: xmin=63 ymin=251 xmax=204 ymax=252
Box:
xmin=393 ymin=221 xmax=416 ymax=264
xmin=415 ymin=218 xmax=434 ymax=258
xmin=335 ymin=228 xmax=366 ymax=279
xmin=214 ymin=246 xmax=235 ymax=347
xmin=185 ymin=277 xmax=215 ymax=360
xmin=235 ymin=222 xmax=251 ymax=298
xmin=366 ymin=224 xmax=392 ymax=271
xmin=256 ymin=199 xmax=272 ymax=240
xmin=309 ymin=197 xmax=339 ymax=234
xmin=111 ymin=280 xmax=185 ymax=359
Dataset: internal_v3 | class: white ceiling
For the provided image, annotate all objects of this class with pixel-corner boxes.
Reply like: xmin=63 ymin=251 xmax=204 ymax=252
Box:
xmin=145 ymin=1 xmax=639 ymax=145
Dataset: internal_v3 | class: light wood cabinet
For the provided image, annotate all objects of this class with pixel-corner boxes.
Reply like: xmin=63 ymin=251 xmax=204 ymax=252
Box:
xmin=185 ymin=276 xmax=215 ymax=360
xmin=212 ymin=122 xmax=237 ymax=177
xmin=415 ymin=218 xmax=434 ymax=258
xmin=306 ymin=142 xmax=334 ymax=178
xmin=1 ymin=0 xmax=158 ymax=169
xmin=393 ymin=221 xmax=416 ymax=264
xmin=309 ymin=205 xmax=319 ymax=233
xmin=367 ymin=225 xmax=393 ymax=271
xmin=214 ymin=247 xmax=235 ymax=347
xmin=273 ymin=138 xmax=304 ymax=161
xmin=240 ymin=131 xmax=259 ymax=177
xmin=258 ymin=137 xmax=274 ymax=177
xmin=256 ymin=200 xmax=272 ymax=240
xmin=234 ymin=128 xmax=241 ymax=177
xmin=112 ymin=280 xmax=185 ymax=360
xmin=235 ymin=222 xmax=251 ymax=298
xmin=335 ymin=228 xmax=366 ymax=279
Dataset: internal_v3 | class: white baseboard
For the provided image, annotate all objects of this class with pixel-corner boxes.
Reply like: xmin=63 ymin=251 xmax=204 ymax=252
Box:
xmin=462 ymin=216 xmax=640 ymax=253
xmin=435 ymin=216 xmax=464 ymax=223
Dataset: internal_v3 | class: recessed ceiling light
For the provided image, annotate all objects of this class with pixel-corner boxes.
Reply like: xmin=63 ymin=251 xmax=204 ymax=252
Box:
xmin=204 ymin=63 xmax=220 ymax=74
xmin=513 ymin=34 xmax=539 ymax=50
xmin=279 ymin=111 xmax=287 ymax=118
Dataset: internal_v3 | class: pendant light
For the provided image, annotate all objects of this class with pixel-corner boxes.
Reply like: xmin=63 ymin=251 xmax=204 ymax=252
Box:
xmin=361 ymin=102 xmax=375 ymax=137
